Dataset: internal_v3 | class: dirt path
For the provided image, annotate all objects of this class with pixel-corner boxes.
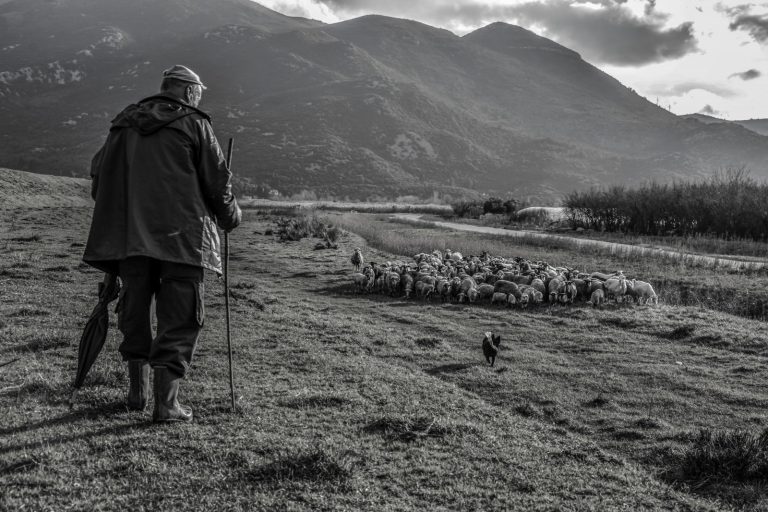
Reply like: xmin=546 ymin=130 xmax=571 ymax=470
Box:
xmin=393 ymin=214 xmax=768 ymax=271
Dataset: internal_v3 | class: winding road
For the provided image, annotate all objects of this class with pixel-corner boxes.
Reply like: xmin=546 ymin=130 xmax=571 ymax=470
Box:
xmin=392 ymin=214 xmax=768 ymax=271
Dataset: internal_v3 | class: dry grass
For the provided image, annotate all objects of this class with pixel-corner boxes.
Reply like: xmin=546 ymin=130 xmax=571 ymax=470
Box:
xmin=2 ymin=206 xmax=768 ymax=510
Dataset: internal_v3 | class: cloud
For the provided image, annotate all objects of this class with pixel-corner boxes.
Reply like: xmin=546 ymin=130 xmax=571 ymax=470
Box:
xmin=648 ymin=81 xmax=737 ymax=98
xmin=491 ymin=1 xmax=697 ymax=66
xmin=729 ymin=68 xmax=762 ymax=80
xmin=698 ymin=104 xmax=723 ymax=117
xmin=729 ymin=13 xmax=768 ymax=42
xmin=312 ymin=0 xmax=698 ymax=66
xmin=644 ymin=0 xmax=656 ymax=16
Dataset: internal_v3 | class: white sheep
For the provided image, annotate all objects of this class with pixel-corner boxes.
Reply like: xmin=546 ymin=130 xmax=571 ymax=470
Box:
xmin=351 ymin=272 xmax=367 ymax=293
xmin=350 ymin=248 xmax=364 ymax=271
xmin=628 ymin=279 xmax=658 ymax=305
xmin=588 ymin=288 xmax=605 ymax=307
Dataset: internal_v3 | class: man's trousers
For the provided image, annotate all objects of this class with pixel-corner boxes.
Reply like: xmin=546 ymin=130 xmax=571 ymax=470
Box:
xmin=117 ymin=256 xmax=204 ymax=378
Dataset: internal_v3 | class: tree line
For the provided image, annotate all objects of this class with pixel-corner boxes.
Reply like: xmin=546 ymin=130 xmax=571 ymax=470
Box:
xmin=563 ymin=169 xmax=768 ymax=240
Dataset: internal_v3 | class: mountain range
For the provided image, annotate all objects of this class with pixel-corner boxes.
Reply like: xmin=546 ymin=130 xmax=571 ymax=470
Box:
xmin=1 ymin=0 xmax=767 ymax=202
xmin=682 ymin=113 xmax=768 ymax=137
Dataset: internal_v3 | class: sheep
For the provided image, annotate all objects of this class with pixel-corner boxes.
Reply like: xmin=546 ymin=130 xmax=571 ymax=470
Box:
xmin=351 ymin=248 xmax=364 ymax=271
xmin=519 ymin=285 xmax=540 ymax=307
xmin=509 ymin=274 xmax=533 ymax=286
xmin=459 ymin=277 xmax=477 ymax=296
xmin=572 ymin=278 xmax=590 ymax=301
xmin=415 ymin=281 xmax=435 ymax=301
xmin=351 ymin=272 xmax=367 ymax=293
xmin=467 ymin=287 xmax=480 ymax=303
xmin=401 ymin=273 xmax=414 ymax=299
xmin=491 ymin=292 xmax=509 ymax=306
xmin=627 ymin=279 xmax=658 ymax=305
xmin=588 ymin=288 xmax=605 ymax=307
xmin=530 ymin=278 xmax=546 ymax=295
xmin=477 ymin=283 xmax=495 ymax=302
xmin=449 ymin=277 xmax=463 ymax=302
xmin=603 ymin=277 xmax=627 ymax=303
xmin=386 ymin=271 xmax=400 ymax=297
xmin=562 ymin=281 xmax=577 ymax=303
xmin=588 ymin=279 xmax=604 ymax=294
xmin=548 ymin=277 xmax=566 ymax=303
xmin=493 ymin=280 xmax=522 ymax=302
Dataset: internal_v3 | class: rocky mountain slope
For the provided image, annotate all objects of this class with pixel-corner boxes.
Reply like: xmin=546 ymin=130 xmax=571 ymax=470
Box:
xmin=1 ymin=0 xmax=767 ymax=202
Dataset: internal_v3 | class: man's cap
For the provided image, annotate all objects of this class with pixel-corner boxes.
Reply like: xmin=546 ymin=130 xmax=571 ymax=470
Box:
xmin=162 ymin=65 xmax=207 ymax=90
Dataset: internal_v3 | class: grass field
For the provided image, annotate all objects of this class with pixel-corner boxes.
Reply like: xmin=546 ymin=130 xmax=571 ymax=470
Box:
xmin=2 ymin=206 xmax=768 ymax=510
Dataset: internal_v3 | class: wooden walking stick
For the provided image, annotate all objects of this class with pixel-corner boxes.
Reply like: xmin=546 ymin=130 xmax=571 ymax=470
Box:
xmin=225 ymin=137 xmax=236 ymax=412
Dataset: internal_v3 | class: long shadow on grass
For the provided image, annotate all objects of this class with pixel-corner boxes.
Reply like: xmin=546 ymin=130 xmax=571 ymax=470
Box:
xmin=0 ymin=402 xmax=130 ymax=439
xmin=0 ymin=404 xmax=148 ymax=456
xmin=425 ymin=362 xmax=477 ymax=375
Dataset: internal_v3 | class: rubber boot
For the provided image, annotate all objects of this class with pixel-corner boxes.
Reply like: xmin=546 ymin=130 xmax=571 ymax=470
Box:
xmin=127 ymin=361 xmax=150 ymax=411
xmin=152 ymin=366 xmax=193 ymax=423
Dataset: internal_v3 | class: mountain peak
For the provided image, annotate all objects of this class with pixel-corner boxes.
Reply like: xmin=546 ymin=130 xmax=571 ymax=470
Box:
xmin=464 ymin=22 xmax=580 ymax=59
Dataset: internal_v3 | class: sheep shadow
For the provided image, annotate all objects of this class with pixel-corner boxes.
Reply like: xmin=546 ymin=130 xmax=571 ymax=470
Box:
xmin=425 ymin=362 xmax=477 ymax=376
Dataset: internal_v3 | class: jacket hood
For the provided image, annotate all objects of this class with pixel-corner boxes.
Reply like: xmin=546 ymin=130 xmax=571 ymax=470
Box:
xmin=111 ymin=95 xmax=211 ymax=135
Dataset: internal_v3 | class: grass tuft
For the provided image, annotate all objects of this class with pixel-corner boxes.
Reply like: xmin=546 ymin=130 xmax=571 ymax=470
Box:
xmin=666 ymin=324 xmax=697 ymax=340
xmin=673 ymin=428 xmax=768 ymax=487
xmin=43 ymin=265 xmax=70 ymax=272
xmin=247 ymin=448 xmax=353 ymax=486
xmin=414 ymin=337 xmax=444 ymax=348
xmin=282 ymin=395 xmax=351 ymax=409
xmin=584 ymin=394 xmax=611 ymax=408
xmin=515 ymin=402 xmax=543 ymax=418
xmin=363 ymin=416 xmax=468 ymax=442
xmin=9 ymin=235 xmax=41 ymax=242
xmin=599 ymin=317 xmax=639 ymax=330
xmin=635 ymin=417 xmax=666 ymax=429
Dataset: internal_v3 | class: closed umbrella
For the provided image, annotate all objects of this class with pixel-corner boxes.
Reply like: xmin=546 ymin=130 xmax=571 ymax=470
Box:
xmin=70 ymin=272 xmax=120 ymax=403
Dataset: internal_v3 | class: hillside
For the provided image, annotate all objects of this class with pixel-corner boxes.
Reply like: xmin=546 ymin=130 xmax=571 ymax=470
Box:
xmin=1 ymin=0 xmax=768 ymax=201
xmin=682 ymin=113 xmax=768 ymax=137
xmin=0 ymin=168 xmax=90 ymax=208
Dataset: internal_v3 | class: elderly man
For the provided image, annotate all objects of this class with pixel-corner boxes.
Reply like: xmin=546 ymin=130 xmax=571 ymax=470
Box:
xmin=83 ymin=65 xmax=241 ymax=423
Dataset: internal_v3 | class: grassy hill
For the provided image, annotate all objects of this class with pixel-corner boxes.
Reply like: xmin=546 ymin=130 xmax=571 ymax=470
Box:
xmin=2 ymin=174 xmax=768 ymax=509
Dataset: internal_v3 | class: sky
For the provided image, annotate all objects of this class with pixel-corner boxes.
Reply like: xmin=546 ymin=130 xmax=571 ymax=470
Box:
xmin=254 ymin=0 xmax=768 ymax=120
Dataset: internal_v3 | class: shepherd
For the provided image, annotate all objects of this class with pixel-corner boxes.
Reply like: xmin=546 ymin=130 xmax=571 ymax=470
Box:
xmin=83 ymin=65 xmax=241 ymax=423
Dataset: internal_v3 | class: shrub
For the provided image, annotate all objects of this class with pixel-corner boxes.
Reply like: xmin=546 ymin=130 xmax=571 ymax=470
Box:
xmin=564 ymin=168 xmax=768 ymax=240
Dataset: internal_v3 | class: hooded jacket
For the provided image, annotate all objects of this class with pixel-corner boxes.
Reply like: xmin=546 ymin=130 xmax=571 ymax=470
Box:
xmin=83 ymin=95 xmax=241 ymax=274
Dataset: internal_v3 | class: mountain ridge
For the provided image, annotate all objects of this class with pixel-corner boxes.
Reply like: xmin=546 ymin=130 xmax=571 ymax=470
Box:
xmin=1 ymin=0 xmax=766 ymax=202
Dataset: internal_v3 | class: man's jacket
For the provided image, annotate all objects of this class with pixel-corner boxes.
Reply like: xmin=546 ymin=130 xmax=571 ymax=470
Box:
xmin=83 ymin=95 xmax=241 ymax=274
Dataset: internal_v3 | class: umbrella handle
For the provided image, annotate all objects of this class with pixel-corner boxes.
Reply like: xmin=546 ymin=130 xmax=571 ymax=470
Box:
xmin=225 ymin=138 xmax=236 ymax=413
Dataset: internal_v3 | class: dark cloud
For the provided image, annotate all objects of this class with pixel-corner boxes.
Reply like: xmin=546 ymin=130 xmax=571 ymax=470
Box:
xmin=493 ymin=1 xmax=696 ymax=66
xmin=314 ymin=0 xmax=698 ymax=66
xmin=644 ymin=0 xmax=656 ymax=16
xmin=729 ymin=68 xmax=762 ymax=80
xmin=698 ymin=104 xmax=723 ymax=117
xmin=729 ymin=14 xmax=768 ymax=42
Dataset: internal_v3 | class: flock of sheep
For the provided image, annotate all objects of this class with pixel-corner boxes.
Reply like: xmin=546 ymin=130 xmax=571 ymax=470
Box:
xmin=349 ymin=248 xmax=658 ymax=308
